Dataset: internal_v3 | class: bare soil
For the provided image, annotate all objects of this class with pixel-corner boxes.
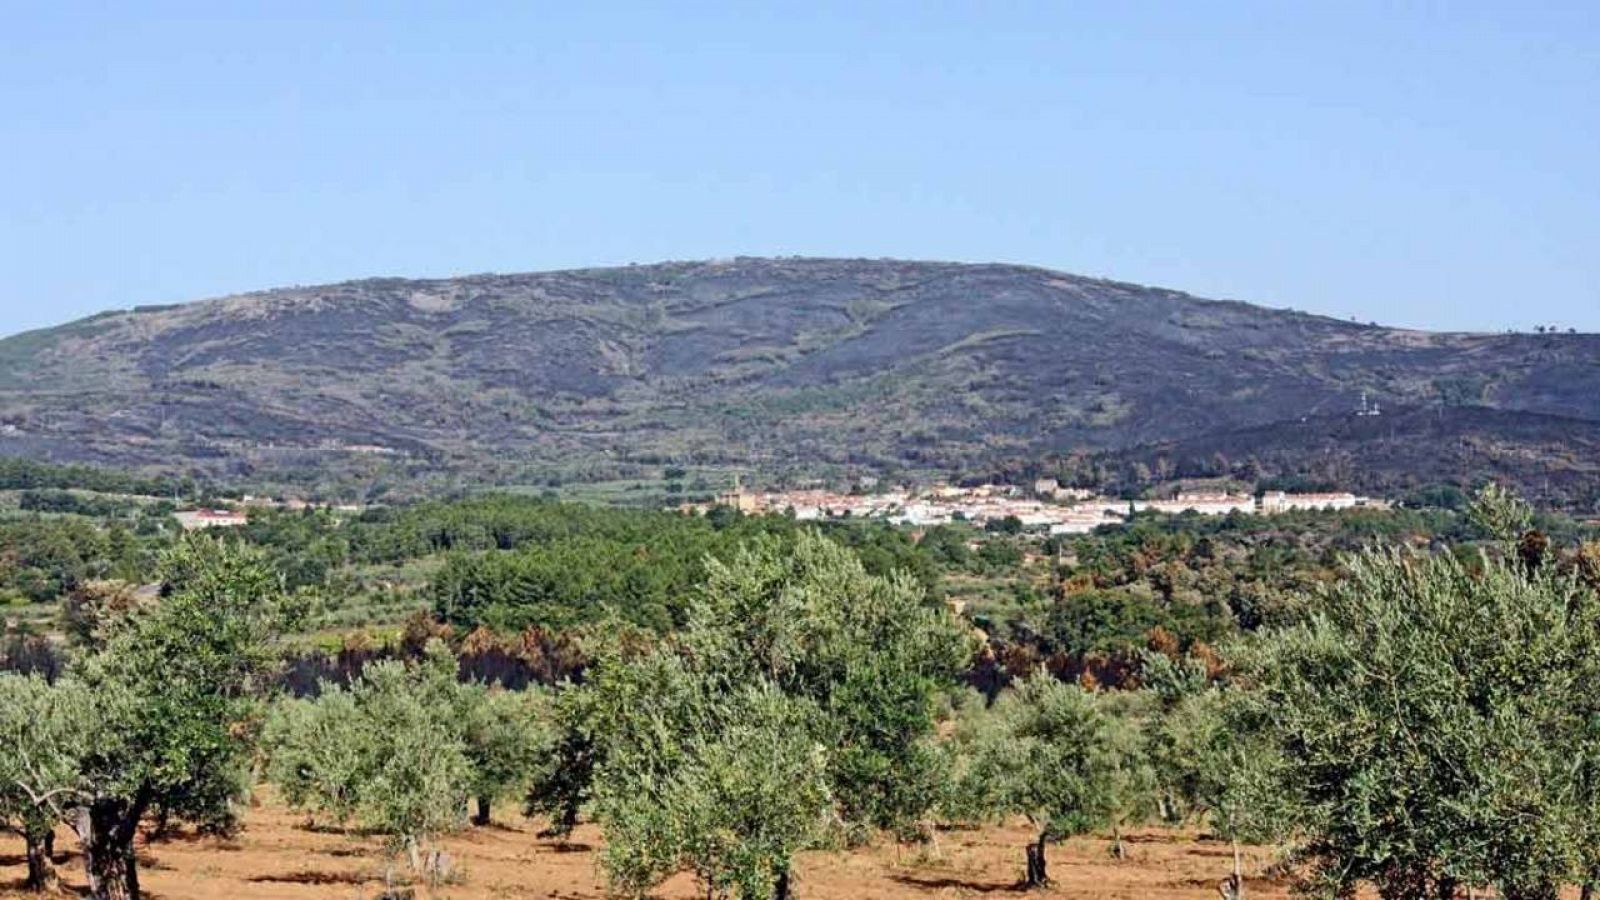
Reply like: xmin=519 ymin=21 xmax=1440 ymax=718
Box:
xmin=0 ymin=798 xmax=1294 ymax=899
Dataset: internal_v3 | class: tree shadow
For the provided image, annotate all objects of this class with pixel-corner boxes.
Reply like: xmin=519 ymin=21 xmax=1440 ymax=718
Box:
xmin=541 ymin=840 xmax=595 ymax=854
xmin=1184 ymin=845 xmax=1240 ymax=859
xmin=295 ymin=821 xmax=357 ymax=835
xmin=890 ymin=873 xmax=1028 ymax=894
xmin=143 ymin=829 xmax=243 ymax=851
xmin=469 ymin=820 xmax=526 ymax=834
xmin=248 ymin=869 xmax=371 ymax=886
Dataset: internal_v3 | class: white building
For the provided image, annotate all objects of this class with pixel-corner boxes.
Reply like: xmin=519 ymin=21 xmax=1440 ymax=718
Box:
xmin=174 ymin=509 xmax=249 ymax=530
xmin=1144 ymin=493 xmax=1254 ymax=516
xmin=1258 ymin=491 xmax=1362 ymax=513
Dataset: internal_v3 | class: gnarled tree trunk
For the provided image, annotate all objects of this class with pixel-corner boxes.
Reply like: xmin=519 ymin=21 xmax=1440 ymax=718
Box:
xmin=1023 ymin=831 xmax=1050 ymax=888
xmin=473 ymin=795 xmax=492 ymax=826
xmin=24 ymin=830 xmax=58 ymax=893
xmin=75 ymin=796 xmax=147 ymax=900
xmin=83 ymin=838 xmax=138 ymax=900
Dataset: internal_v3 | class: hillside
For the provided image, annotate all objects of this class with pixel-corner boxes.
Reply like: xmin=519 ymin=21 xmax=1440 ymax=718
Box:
xmin=1080 ymin=405 xmax=1600 ymax=510
xmin=0 ymin=257 xmax=1596 ymax=495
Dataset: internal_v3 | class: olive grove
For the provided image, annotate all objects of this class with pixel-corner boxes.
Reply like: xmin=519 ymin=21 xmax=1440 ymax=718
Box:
xmin=0 ymin=537 xmax=296 ymax=900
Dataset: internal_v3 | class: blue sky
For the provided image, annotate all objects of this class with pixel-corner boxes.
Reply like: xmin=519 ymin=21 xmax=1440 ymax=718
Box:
xmin=2 ymin=1 xmax=1595 ymax=335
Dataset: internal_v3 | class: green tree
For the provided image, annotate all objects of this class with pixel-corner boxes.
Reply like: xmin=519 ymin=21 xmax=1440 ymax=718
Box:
xmin=1094 ymin=691 xmax=1159 ymax=860
xmin=560 ymin=532 xmax=971 ymax=898
xmin=461 ymin=684 xmax=552 ymax=825
xmin=682 ymin=532 xmax=973 ymax=839
xmin=1465 ymin=481 xmax=1533 ymax=542
xmin=6 ymin=536 xmax=294 ymax=900
xmin=263 ymin=689 xmax=366 ymax=826
xmin=589 ymin=654 xmax=831 ymax=900
xmin=264 ymin=644 xmax=471 ymax=872
xmin=524 ymin=681 xmax=599 ymax=838
xmin=1245 ymin=540 xmax=1600 ymax=899
xmin=0 ymin=674 xmax=92 ymax=892
xmin=957 ymin=675 xmax=1140 ymax=887
xmin=1148 ymin=686 xmax=1289 ymax=898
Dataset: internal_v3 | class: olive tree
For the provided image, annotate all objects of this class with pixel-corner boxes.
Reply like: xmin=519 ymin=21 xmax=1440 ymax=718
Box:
xmin=0 ymin=674 xmax=92 ymax=891
xmin=461 ymin=683 xmax=551 ymax=825
xmin=956 ymin=674 xmax=1141 ymax=887
xmin=683 ymin=532 xmax=973 ymax=839
xmin=1148 ymin=686 xmax=1289 ymax=899
xmin=263 ymin=688 xmax=366 ymax=826
xmin=1245 ymin=535 xmax=1600 ymax=899
xmin=264 ymin=644 xmax=472 ymax=871
xmin=3 ymin=537 xmax=295 ymax=900
xmin=590 ymin=652 xmax=831 ymax=900
xmin=563 ymin=531 xmax=970 ymax=898
xmin=1095 ymin=691 xmax=1159 ymax=860
xmin=524 ymin=680 xmax=598 ymax=838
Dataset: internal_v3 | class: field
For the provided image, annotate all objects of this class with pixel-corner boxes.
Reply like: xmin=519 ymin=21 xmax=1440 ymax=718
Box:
xmin=0 ymin=796 xmax=1291 ymax=900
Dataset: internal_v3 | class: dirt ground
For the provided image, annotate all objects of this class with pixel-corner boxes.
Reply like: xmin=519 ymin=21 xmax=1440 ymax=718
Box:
xmin=0 ymin=798 xmax=1294 ymax=900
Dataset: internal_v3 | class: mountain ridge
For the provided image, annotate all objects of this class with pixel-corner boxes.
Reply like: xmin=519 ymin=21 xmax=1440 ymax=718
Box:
xmin=0 ymin=257 xmax=1595 ymax=500
xmin=60 ymin=258 xmax=1351 ymax=328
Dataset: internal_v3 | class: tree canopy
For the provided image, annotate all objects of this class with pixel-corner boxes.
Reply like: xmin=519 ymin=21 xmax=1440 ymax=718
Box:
xmin=567 ymin=531 xmax=973 ymax=899
xmin=1244 ymin=513 xmax=1600 ymax=898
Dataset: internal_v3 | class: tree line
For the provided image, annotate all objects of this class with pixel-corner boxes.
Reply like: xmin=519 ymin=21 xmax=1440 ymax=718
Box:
xmin=6 ymin=487 xmax=1600 ymax=898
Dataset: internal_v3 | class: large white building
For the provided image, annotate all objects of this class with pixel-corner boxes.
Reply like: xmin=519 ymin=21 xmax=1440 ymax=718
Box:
xmin=174 ymin=508 xmax=249 ymax=529
xmin=1140 ymin=493 xmax=1255 ymax=516
xmin=1258 ymin=491 xmax=1363 ymax=513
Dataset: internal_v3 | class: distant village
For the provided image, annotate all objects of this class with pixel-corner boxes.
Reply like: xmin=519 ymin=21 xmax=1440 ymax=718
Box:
xmin=172 ymin=496 xmax=364 ymax=530
xmin=686 ymin=479 xmax=1386 ymax=535
xmin=167 ymin=480 xmax=1386 ymax=537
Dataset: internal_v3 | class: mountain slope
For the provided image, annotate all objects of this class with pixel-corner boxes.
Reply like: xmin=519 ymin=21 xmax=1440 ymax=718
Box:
xmin=1078 ymin=405 xmax=1600 ymax=510
xmin=0 ymin=257 xmax=1596 ymax=491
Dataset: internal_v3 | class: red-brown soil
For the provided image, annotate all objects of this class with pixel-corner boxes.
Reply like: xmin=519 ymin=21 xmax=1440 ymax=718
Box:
xmin=0 ymin=797 xmax=1294 ymax=899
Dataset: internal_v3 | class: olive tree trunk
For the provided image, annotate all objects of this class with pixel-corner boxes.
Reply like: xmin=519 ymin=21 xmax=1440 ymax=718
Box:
xmin=536 ymin=797 xmax=581 ymax=838
xmin=1024 ymin=831 xmax=1050 ymax=888
xmin=472 ymin=795 xmax=492 ymax=826
xmin=404 ymin=835 xmax=422 ymax=872
xmin=23 ymin=830 xmax=58 ymax=893
xmin=74 ymin=796 xmax=148 ymax=900
xmin=1216 ymin=839 xmax=1243 ymax=900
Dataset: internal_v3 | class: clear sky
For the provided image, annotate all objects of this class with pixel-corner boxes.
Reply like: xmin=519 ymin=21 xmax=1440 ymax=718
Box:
xmin=3 ymin=1 xmax=1596 ymax=335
